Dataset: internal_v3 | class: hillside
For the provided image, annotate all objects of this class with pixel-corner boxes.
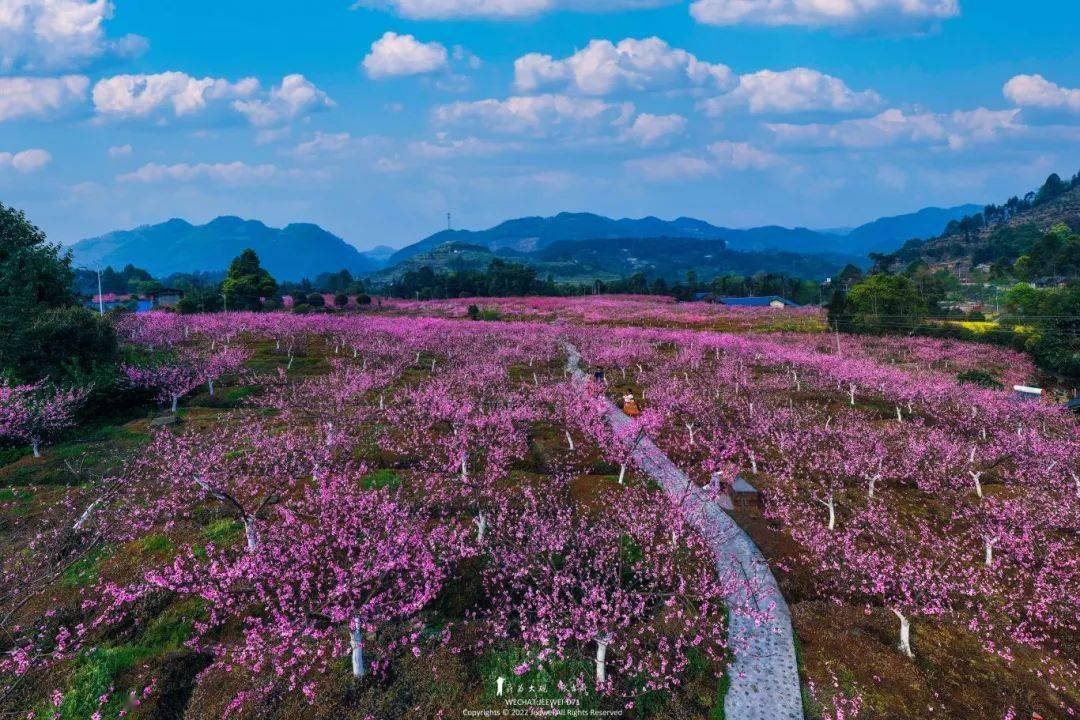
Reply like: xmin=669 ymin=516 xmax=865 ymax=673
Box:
xmin=369 ymin=236 xmax=861 ymax=286
xmin=70 ymin=216 xmax=383 ymax=282
xmin=390 ymin=207 xmax=979 ymax=265
xmin=840 ymin=204 xmax=981 ymax=255
xmin=877 ymin=174 xmax=1080 ymax=272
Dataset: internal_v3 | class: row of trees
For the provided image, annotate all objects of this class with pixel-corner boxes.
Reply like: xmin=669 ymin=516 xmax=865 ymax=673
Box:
xmin=386 ymin=259 xmax=821 ymax=304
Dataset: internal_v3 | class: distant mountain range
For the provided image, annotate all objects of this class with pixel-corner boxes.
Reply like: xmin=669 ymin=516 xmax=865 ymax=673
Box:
xmin=390 ymin=206 xmax=980 ymax=264
xmin=70 ymin=216 xmax=382 ymax=281
xmin=69 ymin=203 xmax=979 ymax=284
xmin=371 ymin=237 xmax=860 ymax=286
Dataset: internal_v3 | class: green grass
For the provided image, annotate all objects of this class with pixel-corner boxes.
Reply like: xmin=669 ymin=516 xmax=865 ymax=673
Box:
xmin=478 ymin=645 xmax=599 ymax=710
xmin=0 ymin=424 xmax=151 ymax=487
xmin=710 ymin=671 xmax=731 ymax=720
xmin=0 ymin=486 xmax=34 ymax=512
xmin=133 ymin=533 xmax=173 ymax=557
xmin=202 ymin=518 xmax=243 ymax=546
xmin=361 ymin=468 xmax=401 ymax=491
xmin=60 ymin=545 xmax=112 ymax=588
xmin=0 ymin=445 xmax=29 ymax=467
xmin=46 ymin=599 xmax=201 ymax=720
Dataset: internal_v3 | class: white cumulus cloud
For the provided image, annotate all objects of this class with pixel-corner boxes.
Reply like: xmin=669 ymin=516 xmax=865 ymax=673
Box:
xmin=1003 ymin=74 xmax=1080 ymax=112
xmin=0 ymin=147 xmax=52 ymax=172
xmin=0 ymin=0 xmax=146 ymax=71
xmin=232 ymin=74 xmax=334 ymax=127
xmin=107 ymin=143 xmax=131 ymax=157
xmin=362 ymin=32 xmax=449 ymax=79
xmin=0 ymin=75 xmax=88 ymax=121
xmin=118 ymin=161 xmax=285 ymax=185
xmin=92 ymin=72 xmax=259 ymax=119
xmin=767 ymin=107 xmax=1023 ymax=150
xmin=434 ymin=93 xmax=634 ymax=136
xmin=625 ymin=152 xmax=713 ymax=181
xmin=292 ymin=131 xmax=354 ymax=157
xmin=701 ymin=67 xmax=880 ymax=114
xmin=620 ymin=113 xmax=686 ymax=146
xmin=408 ymin=133 xmax=516 ymax=158
xmin=351 ymin=0 xmax=668 ymax=20
xmin=689 ymin=0 xmax=959 ymax=32
xmin=514 ymin=37 xmax=733 ymax=96
xmin=92 ymin=72 xmax=333 ymax=133
xmin=707 ymin=140 xmax=781 ymax=169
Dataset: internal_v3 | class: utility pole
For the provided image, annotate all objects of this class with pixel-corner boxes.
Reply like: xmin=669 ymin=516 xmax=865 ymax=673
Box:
xmin=220 ymin=293 xmax=228 ymax=313
xmin=447 ymin=212 xmax=452 ymax=231
xmin=96 ymin=266 xmax=104 ymax=316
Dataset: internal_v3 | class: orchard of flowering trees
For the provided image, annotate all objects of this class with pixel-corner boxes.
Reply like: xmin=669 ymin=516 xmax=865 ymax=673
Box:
xmin=0 ymin=299 xmax=1076 ymax=719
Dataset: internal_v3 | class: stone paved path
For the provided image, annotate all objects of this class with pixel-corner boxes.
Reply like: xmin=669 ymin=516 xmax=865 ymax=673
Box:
xmin=565 ymin=344 xmax=803 ymax=720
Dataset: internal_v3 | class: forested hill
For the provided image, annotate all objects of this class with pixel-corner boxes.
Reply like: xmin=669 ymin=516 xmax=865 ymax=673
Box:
xmin=874 ymin=171 xmax=1080 ymax=275
xmin=389 ymin=207 xmax=976 ymax=265
xmin=70 ymin=216 xmax=383 ymax=282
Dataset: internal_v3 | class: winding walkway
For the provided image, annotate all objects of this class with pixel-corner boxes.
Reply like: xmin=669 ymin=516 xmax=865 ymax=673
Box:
xmin=565 ymin=344 xmax=803 ymax=720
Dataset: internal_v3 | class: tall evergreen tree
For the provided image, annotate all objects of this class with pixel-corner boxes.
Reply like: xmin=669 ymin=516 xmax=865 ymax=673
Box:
xmin=221 ymin=249 xmax=278 ymax=311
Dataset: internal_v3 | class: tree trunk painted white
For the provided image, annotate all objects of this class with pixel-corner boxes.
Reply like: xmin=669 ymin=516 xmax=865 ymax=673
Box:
xmin=208 ymin=379 xmax=215 ymax=396
xmin=817 ymin=496 xmax=835 ymax=530
xmin=533 ymin=372 xmax=539 ymax=387
xmin=350 ymin=622 xmax=366 ymax=678
xmin=431 ymin=359 xmax=436 ymax=372
xmin=31 ymin=438 xmax=41 ymax=458
xmin=891 ymin=608 xmax=913 ymax=658
xmin=474 ymin=510 xmax=487 ymax=542
xmin=749 ymin=451 xmax=757 ymax=474
xmin=565 ymin=431 xmax=574 ymax=451
xmin=461 ymin=454 xmax=468 ymax=482
xmin=685 ymin=422 xmax=695 ymax=445
xmin=849 ymin=385 xmax=856 ymax=406
xmin=73 ymin=498 xmax=102 ymax=531
xmin=969 ymin=470 xmax=983 ymax=499
xmin=617 ymin=463 xmax=626 ymax=485
xmin=867 ymin=475 xmax=878 ymax=499
xmin=984 ymin=537 xmax=998 ymax=567
xmin=896 ymin=406 xmax=902 ymax=423
xmin=379 ymin=394 xmax=385 ymax=410
xmin=244 ymin=516 xmax=259 ymax=551
xmin=287 ymin=355 xmax=294 ymax=370
xmin=595 ymin=636 xmax=610 ymax=685
xmin=171 ymin=395 xmax=179 ymax=413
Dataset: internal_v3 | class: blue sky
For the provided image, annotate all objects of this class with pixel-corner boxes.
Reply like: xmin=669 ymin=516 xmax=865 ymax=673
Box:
xmin=1 ymin=0 xmax=1077 ymax=251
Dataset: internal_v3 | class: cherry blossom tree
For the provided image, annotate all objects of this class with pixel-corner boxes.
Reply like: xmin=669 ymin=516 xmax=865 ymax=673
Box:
xmin=0 ymin=381 xmax=88 ymax=458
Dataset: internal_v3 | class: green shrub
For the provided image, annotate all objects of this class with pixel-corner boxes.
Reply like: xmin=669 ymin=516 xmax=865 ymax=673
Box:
xmin=12 ymin=307 xmax=118 ymax=384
